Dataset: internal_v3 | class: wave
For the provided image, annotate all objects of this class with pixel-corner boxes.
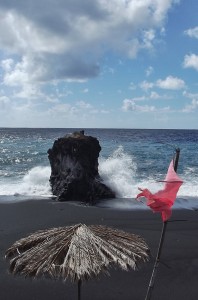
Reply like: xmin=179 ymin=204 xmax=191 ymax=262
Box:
xmin=0 ymin=166 xmax=52 ymax=199
xmin=99 ymin=146 xmax=198 ymax=198
xmin=0 ymin=146 xmax=197 ymax=208
xmin=99 ymin=146 xmax=138 ymax=198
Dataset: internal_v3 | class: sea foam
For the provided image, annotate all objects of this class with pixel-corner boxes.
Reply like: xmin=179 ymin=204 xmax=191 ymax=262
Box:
xmin=99 ymin=145 xmax=137 ymax=198
xmin=0 ymin=166 xmax=52 ymax=199
xmin=0 ymin=146 xmax=198 ymax=209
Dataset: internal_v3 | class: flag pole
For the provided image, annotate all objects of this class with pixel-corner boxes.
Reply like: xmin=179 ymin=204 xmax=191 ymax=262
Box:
xmin=173 ymin=148 xmax=180 ymax=173
xmin=145 ymin=148 xmax=180 ymax=300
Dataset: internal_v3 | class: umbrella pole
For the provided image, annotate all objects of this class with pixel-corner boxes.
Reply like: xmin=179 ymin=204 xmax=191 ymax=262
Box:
xmin=78 ymin=279 xmax=82 ymax=300
xmin=145 ymin=148 xmax=180 ymax=300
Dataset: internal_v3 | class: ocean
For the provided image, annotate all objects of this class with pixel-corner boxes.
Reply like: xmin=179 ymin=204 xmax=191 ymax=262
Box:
xmin=0 ymin=128 xmax=198 ymax=210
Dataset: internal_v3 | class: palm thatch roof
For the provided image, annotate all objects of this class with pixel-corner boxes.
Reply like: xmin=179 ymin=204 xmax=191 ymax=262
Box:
xmin=5 ymin=224 xmax=149 ymax=282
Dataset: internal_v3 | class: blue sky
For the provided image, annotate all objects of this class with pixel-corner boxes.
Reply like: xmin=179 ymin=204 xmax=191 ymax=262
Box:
xmin=0 ymin=0 xmax=198 ymax=129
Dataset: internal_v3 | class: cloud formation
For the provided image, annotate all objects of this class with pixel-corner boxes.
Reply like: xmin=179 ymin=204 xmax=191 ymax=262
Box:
xmin=156 ymin=76 xmax=186 ymax=90
xmin=140 ymin=75 xmax=186 ymax=91
xmin=2 ymin=0 xmax=195 ymax=128
xmin=183 ymin=54 xmax=198 ymax=71
xmin=0 ymin=0 xmax=179 ymax=85
xmin=183 ymin=91 xmax=198 ymax=112
xmin=184 ymin=26 xmax=198 ymax=39
xmin=122 ymin=96 xmax=170 ymax=113
xmin=122 ymin=99 xmax=156 ymax=112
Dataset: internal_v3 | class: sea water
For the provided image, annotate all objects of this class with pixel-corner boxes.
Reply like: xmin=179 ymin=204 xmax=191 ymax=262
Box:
xmin=0 ymin=128 xmax=198 ymax=210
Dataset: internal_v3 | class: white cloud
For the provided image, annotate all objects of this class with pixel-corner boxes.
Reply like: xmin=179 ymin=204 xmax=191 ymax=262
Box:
xmin=140 ymin=76 xmax=185 ymax=91
xmin=76 ymin=101 xmax=92 ymax=109
xmin=150 ymin=91 xmax=161 ymax=99
xmin=0 ymin=93 xmax=110 ymax=127
xmin=0 ymin=0 xmax=183 ymax=127
xmin=0 ymin=12 xmax=66 ymax=54
xmin=122 ymin=99 xmax=156 ymax=112
xmin=122 ymin=98 xmax=170 ymax=113
xmin=183 ymin=54 xmax=198 ymax=71
xmin=48 ymin=103 xmax=75 ymax=115
xmin=183 ymin=91 xmax=198 ymax=112
xmin=156 ymin=76 xmax=186 ymax=90
xmin=145 ymin=66 xmax=154 ymax=77
xmin=141 ymin=29 xmax=156 ymax=50
xmin=183 ymin=99 xmax=198 ymax=112
xmin=0 ymin=0 xmax=179 ymax=84
xmin=140 ymin=80 xmax=154 ymax=91
xmin=1 ymin=58 xmax=14 ymax=72
xmin=47 ymin=99 xmax=107 ymax=118
xmin=133 ymin=90 xmax=163 ymax=100
xmin=183 ymin=91 xmax=198 ymax=100
xmin=15 ymin=84 xmax=42 ymax=99
xmin=184 ymin=26 xmax=198 ymax=39
xmin=0 ymin=95 xmax=10 ymax=110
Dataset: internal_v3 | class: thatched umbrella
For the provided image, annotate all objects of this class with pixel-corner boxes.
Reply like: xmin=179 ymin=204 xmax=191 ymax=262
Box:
xmin=5 ymin=223 xmax=149 ymax=299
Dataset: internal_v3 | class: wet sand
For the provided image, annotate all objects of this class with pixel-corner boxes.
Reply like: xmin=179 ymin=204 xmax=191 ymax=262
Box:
xmin=0 ymin=199 xmax=198 ymax=300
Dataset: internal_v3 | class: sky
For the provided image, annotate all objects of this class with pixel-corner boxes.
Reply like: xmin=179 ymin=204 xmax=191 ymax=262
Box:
xmin=0 ymin=0 xmax=198 ymax=129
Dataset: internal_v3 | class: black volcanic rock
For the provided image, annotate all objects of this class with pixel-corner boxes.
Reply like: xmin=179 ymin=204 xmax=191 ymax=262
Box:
xmin=47 ymin=131 xmax=115 ymax=202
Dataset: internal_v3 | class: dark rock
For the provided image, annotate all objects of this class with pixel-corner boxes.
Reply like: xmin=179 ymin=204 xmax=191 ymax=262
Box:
xmin=47 ymin=131 xmax=115 ymax=202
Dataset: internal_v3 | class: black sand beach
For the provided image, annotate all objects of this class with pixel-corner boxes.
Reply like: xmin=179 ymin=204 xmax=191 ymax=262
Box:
xmin=0 ymin=199 xmax=198 ymax=300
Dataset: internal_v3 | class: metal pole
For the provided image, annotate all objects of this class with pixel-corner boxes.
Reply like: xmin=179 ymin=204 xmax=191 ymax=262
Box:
xmin=173 ymin=148 xmax=180 ymax=172
xmin=145 ymin=149 xmax=180 ymax=300
xmin=145 ymin=221 xmax=167 ymax=300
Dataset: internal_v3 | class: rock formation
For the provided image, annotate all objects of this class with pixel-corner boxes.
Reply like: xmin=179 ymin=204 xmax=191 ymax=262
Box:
xmin=47 ymin=131 xmax=115 ymax=202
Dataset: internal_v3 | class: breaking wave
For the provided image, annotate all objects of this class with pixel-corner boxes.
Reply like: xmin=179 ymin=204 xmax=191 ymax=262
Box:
xmin=0 ymin=166 xmax=52 ymax=200
xmin=0 ymin=146 xmax=198 ymax=209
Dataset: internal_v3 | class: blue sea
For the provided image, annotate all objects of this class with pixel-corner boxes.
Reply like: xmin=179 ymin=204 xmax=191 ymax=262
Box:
xmin=0 ymin=128 xmax=198 ymax=210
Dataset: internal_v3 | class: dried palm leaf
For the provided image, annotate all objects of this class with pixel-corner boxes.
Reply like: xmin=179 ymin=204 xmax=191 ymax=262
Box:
xmin=5 ymin=224 xmax=149 ymax=299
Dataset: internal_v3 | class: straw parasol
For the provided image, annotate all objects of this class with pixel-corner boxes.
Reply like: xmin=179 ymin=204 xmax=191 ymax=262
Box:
xmin=5 ymin=223 xmax=149 ymax=300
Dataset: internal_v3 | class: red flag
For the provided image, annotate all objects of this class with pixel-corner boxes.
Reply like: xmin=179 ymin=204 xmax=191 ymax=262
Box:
xmin=136 ymin=160 xmax=183 ymax=221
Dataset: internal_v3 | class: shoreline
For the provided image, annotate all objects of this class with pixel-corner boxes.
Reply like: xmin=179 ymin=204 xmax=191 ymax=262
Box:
xmin=0 ymin=199 xmax=198 ymax=300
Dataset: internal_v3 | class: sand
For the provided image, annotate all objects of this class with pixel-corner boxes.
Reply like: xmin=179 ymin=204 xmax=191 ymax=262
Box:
xmin=0 ymin=198 xmax=198 ymax=300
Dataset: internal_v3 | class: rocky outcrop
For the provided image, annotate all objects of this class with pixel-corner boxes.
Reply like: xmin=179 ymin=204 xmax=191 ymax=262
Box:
xmin=47 ymin=131 xmax=115 ymax=202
